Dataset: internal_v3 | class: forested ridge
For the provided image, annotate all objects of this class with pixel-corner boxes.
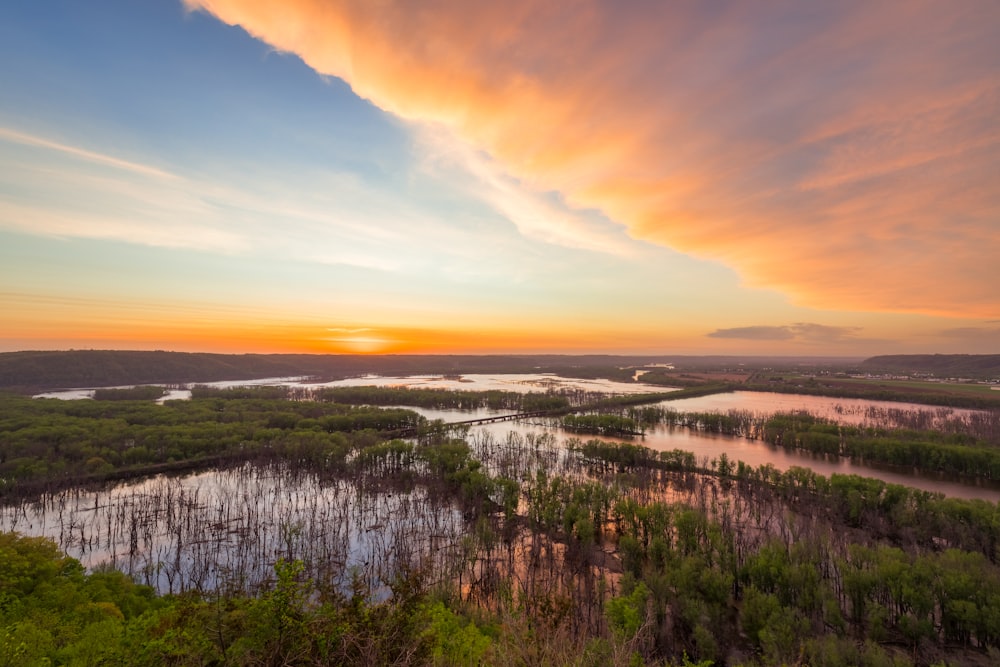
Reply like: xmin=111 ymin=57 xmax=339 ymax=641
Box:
xmin=861 ymin=355 xmax=1000 ymax=379
xmin=0 ymin=349 xmax=858 ymax=391
xmin=0 ymin=351 xmax=646 ymax=390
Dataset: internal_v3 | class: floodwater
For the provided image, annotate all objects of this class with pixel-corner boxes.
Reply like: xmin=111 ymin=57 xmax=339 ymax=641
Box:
xmin=33 ymin=376 xmax=311 ymax=403
xmin=30 ymin=376 xmax=998 ymax=500
xmin=0 ymin=463 xmax=463 ymax=596
xmin=33 ymin=373 xmax=674 ymax=402
xmin=654 ymin=390 xmax=984 ymax=426
xmin=7 ymin=380 xmax=1000 ymax=595
xmin=407 ymin=406 xmax=1000 ymax=502
xmin=300 ymin=373 xmax=672 ymax=395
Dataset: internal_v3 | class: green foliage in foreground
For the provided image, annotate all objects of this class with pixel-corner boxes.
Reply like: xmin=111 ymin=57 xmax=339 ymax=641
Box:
xmin=4 ymin=429 xmax=1000 ymax=665
xmin=0 ymin=532 xmax=157 ymax=666
xmin=0 ymin=532 xmax=492 ymax=667
xmin=7 ymin=488 xmax=1000 ymax=667
xmin=5 ymin=384 xmax=1000 ymax=665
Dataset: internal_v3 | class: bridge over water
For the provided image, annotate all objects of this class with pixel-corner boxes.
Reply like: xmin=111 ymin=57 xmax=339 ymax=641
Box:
xmin=387 ymin=409 xmax=562 ymax=438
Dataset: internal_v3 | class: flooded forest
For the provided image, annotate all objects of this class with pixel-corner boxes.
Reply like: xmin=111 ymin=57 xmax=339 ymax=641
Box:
xmin=3 ymin=373 xmax=1000 ymax=666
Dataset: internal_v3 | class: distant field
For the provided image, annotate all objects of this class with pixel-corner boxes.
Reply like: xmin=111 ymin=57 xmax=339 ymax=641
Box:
xmin=833 ymin=377 xmax=999 ymax=396
xmin=749 ymin=373 xmax=1000 ymax=408
xmin=677 ymin=371 xmax=753 ymax=383
xmin=647 ymin=370 xmax=752 ymax=383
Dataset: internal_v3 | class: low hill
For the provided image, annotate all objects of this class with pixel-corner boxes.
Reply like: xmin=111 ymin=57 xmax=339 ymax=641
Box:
xmin=861 ymin=354 xmax=1000 ymax=378
xmin=0 ymin=350 xmax=858 ymax=391
xmin=0 ymin=350 xmax=650 ymax=390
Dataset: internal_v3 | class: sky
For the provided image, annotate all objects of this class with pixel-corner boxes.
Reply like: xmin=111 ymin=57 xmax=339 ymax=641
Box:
xmin=1 ymin=0 xmax=998 ymax=357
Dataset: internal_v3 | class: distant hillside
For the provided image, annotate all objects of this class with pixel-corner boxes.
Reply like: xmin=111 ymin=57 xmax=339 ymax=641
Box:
xmin=861 ymin=354 xmax=1000 ymax=378
xmin=0 ymin=350 xmax=649 ymax=390
xmin=0 ymin=350 xmax=312 ymax=390
xmin=0 ymin=350 xmax=859 ymax=391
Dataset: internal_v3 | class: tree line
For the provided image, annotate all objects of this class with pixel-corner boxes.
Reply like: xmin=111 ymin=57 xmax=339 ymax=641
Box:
xmin=761 ymin=412 xmax=1000 ymax=480
xmin=592 ymin=403 xmax=1000 ymax=481
xmin=315 ymin=385 xmax=571 ymax=411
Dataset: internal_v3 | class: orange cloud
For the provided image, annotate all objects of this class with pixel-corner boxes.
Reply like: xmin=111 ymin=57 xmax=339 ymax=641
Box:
xmin=184 ymin=0 xmax=1000 ymax=317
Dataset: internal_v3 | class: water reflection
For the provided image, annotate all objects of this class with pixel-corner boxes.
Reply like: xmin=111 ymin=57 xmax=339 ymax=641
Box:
xmin=0 ymin=463 xmax=464 ymax=596
xmin=34 ymin=373 xmax=676 ymax=401
xmin=302 ymin=373 xmax=670 ymax=395
xmin=409 ymin=407 xmax=1000 ymax=502
xmin=28 ymin=380 xmax=999 ymax=504
xmin=657 ymin=390 xmax=983 ymax=425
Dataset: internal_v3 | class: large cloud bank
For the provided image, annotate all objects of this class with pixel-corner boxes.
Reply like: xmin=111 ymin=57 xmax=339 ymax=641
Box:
xmin=185 ymin=0 xmax=1000 ymax=317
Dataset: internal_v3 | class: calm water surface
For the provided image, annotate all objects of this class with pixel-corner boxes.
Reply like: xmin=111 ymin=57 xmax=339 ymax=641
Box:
xmin=33 ymin=376 xmax=310 ymax=402
xmin=34 ymin=373 xmax=675 ymax=401
xmin=656 ymin=390 xmax=983 ymax=425
xmin=408 ymin=406 xmax=1000 ymax=502
xmin=303 ymin=373 xmax=672 ymax=395
xmin=0 ymin=463 xmax=463 ymax=595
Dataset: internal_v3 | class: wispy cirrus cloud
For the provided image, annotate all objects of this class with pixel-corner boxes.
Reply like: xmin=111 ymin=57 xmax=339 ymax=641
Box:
xmin=0 ymin=126 xmax=518 ymax=272
xmin=0 ymin=127 xmax=177 ymax=180
xmin=708 ymin=323 xmax=864 ymax=344
xmin=414 ymin=126 xmax=635 ymax=255
xmin=707 ymin=326 xmax=796 ymax=342
xmin=183 ymin=0 xmax=1000 ymax=317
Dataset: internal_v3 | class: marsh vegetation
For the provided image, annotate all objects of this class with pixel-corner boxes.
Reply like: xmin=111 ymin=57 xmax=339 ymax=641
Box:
xmin=3 ymin=381 xmax=1000 ymax=665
